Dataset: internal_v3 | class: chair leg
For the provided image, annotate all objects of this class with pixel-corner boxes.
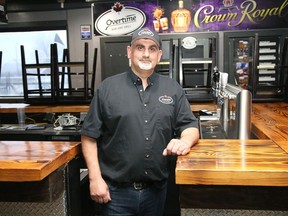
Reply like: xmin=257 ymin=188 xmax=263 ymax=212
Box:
xmin=91 ymin=47 xmax=97 ymax=97
xmin=35 ymin=50 xmax=43 ymax=96
xmin=83 ymin=42 xmax=89 ymax=100
xmin=20 ymin=45 xmax=29 ymax=102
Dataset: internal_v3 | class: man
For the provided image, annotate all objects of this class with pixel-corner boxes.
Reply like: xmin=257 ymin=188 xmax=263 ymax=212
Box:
xmin=81 ymin=27 xmax=199 ymax=216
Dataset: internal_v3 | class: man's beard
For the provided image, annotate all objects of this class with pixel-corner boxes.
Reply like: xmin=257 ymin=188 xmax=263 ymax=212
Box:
xmin=138 ymin=61 xmax=153 ymax=70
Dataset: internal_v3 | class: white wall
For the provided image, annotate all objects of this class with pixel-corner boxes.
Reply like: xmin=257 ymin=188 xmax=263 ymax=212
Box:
xmin=67 ymin=8 xmax=102 ymax=88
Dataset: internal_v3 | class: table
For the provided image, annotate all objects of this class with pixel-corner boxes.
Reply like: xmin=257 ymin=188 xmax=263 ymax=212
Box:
xmin=0 ymin=141 xmax=82 ymax=216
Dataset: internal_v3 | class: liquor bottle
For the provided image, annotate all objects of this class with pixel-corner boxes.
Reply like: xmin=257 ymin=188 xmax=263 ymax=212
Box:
xmin=171 ymin=0 xmax=191 ymax=32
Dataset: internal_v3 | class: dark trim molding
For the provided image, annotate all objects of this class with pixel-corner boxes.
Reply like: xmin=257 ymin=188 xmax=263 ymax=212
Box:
xmin=0 ymin=20 xmax=67 ymax=32
xmin=7 ymin=2 xmax=91 ymax=13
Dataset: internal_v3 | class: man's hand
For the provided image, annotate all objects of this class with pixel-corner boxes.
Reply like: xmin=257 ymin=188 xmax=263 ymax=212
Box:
xmin=163 ymin=127 xmax=199 ymax=156
xmin=89 ymin=178 xmax=112 ymax=204
xmin=162 ymin=138 xmax=191 ymax=156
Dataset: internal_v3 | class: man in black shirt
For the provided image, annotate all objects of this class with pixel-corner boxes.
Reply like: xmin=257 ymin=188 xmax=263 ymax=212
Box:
xmin=81 ymin=27 xmax=199 ymax=216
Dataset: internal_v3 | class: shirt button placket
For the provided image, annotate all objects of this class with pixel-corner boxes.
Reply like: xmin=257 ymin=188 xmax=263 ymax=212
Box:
xmin=143 ymin=100 xmax=150 ymax=175
xmin=144 ymin=103 xmax=149 ymax=142
xmin=142 ymin=88 xmax=152 ymax=178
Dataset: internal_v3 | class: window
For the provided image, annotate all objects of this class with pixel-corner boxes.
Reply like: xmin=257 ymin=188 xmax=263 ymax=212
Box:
xmin=0 ymin=30 xmax=67 ymax=97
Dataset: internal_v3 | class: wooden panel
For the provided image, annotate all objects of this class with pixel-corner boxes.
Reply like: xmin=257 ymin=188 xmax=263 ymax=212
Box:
xmin=176 ymin=139 xmax=288 ymax=186
xmin=0 ymin=105 xmax=90 ymax=113
xmin=252 ymin=102 xmax=288 ymax=152
xmin=0 ymin=103 xmax=214 ymax=114
xmin=0 ymin=141 xmax=81 ymax=182
xmin=277 ymin=141 xmax=288 ymax=153
xmin=26 ymin=105 xmax=90 ymax=113
xmin=190 ymin=102 xmax=216 ymax=112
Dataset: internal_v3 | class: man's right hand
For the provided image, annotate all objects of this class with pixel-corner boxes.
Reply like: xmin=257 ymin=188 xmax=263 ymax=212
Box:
xmin=89 ymin=178 xmax=112 ymax=203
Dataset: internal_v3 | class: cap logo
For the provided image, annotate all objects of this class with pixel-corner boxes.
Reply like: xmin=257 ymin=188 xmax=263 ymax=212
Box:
xmin=138 ymin=28 xmax=154 ymax=37
xmin=131 ymin=27 xmax=160 ymax=48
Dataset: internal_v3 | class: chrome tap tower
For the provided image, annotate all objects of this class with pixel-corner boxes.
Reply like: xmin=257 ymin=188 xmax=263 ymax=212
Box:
xmin=212 ymin=68 xmax=252 ymax=139
xmin=226 ymin=84 xmax=252 ymax=139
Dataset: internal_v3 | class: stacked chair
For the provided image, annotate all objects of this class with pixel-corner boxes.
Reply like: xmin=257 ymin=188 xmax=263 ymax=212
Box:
xmin=21 ymin=43 xmax=96 ymax=104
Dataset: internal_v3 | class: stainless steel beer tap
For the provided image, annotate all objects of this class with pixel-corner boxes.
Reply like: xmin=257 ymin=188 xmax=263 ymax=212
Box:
xmin=212 ymin=66 xmax=220 ymax=110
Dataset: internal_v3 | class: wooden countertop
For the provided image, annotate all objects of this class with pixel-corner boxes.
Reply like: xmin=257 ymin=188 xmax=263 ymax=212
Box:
xmin=251 ymin=102 xmax=288 ymax=152
xmin=0 ymin=103 xmax=213 ymax=113
xmin=176 ymin=139 xmax=288 ymax=186
xmin=176 ymin=102 xmax=288 ymax=186
xmin=0 ymin=104 xmax=90 ymax=113
xmin=0 ymin=102 xmax=287 ymax=186
xmin=0 ymin=141 xmax=81 ymax=182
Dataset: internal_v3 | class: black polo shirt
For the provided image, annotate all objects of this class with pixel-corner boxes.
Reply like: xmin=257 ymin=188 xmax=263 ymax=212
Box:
xmin=81 ymin=69 xmax=198 ymax=183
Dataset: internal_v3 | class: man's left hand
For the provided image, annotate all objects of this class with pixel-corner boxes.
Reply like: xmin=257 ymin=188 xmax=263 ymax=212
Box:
xmin=162 ymin=138 xmax=191 ymax=156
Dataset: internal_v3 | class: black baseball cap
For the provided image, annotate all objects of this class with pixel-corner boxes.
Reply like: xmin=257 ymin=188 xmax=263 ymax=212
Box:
xmin=131 ymin=27 xmax=161 ymax=48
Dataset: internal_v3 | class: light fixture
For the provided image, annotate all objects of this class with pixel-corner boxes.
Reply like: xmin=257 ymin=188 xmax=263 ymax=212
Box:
xmin=0 ymin=0 xmax=8 ymax=24
xmin=57 ymin=0 xmax=65 ymax=9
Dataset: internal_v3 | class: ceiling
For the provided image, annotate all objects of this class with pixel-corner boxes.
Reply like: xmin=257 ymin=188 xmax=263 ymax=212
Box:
xmin=6 ymin=0 xmax=109 ymax=12
xmin=6 ymin=0 xmax=152 ymax=12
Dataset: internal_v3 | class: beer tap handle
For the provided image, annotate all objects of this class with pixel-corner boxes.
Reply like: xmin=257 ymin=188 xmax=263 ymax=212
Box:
xmin=212 ymin=66 xmax=220 ymax=90
xmin=212 ymin=66 xmax=220 ymax=110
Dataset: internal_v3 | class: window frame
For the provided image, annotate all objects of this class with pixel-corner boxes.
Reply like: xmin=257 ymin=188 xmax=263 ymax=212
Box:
xmin=0 ymin=21 xmax=68 ymax=102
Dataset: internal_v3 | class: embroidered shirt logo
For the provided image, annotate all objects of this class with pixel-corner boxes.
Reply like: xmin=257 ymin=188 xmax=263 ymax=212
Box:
xmin=159 ymin=95 xmax=173 ymax=104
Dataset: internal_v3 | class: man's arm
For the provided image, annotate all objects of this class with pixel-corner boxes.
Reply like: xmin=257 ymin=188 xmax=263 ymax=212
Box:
xmin=163 ymin=127 xmax=199 ymax=156
xmin=81 ymin=135 xmax=111 ymax=203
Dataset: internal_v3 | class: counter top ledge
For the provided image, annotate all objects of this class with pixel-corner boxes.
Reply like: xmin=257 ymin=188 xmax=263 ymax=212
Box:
xmin=176 ymin=139 xmax=288 ymax=186
xmin=0 ymin=141 xmax=81 ymax=182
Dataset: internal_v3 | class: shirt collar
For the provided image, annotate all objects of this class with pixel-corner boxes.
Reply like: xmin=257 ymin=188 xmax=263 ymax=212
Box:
xmin=128 ymin=69 xmax=158 ymax=86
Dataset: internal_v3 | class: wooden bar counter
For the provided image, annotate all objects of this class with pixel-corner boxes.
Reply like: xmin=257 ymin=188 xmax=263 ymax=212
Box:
xmin=252 ymin=102 xmax=288 ymax=152
xmin=176 ymin=139 xmax=288 ymax=186
xmin=0 ymin=141 xmax=82 ymax=216
xmin=176 ymin=102 xmax=288 ymax=186
xmin=1 ymin=102 xmax=287 ymax=186
xmin=177 ymin=102 xmax=288 ymax=212
xmin=0 ymin=102 xmax=287 ymax=213
xmin=0 ymin=104 xmax=90 ymax=113
xmin=0 ymin=141 xmax=81 ymax=182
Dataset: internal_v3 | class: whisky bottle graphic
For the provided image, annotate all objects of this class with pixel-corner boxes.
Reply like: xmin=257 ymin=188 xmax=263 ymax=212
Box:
xmin=171 ymin=0 xmax=191 ymax=32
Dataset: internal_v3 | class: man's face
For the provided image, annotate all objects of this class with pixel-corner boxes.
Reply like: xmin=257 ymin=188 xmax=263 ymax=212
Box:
xmin=127 ymin=38 xmax=162 ymax=73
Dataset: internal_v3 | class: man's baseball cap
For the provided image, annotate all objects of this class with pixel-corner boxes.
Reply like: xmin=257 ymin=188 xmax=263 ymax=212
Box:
xmin=131 ymin=27 xmax=161 ymax=48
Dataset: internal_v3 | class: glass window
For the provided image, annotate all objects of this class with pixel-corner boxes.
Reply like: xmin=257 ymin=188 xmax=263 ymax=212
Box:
xmin=0 ymin=30 xmax=67 ymax=97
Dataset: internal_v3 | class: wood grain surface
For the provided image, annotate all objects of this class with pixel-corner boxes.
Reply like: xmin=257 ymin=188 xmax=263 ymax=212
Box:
xmin=0 ymin=105 xmax=90 ymax=113
xmin=0 ymin=141 xmax=81 ymax=182
xmin=0 ymin=102 xmax=216 ymax=113
xmin=176 ymin=139 xmax=288 ymax=186
xmin=252 ymin=102 xmax=288 ymax=152
xmin=0 ymin=102 xmax=287 ymax=187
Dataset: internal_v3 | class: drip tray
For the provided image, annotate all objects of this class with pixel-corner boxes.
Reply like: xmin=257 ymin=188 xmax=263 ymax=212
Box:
xmin=199 ymin=119 xmax=228 ymax=139
xmin=199 ymin=116 xmax=259 ymax=139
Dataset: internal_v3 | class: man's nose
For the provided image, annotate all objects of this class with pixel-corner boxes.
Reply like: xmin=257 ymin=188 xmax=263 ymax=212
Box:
xmin=143 ymin=48 xmax=150 ymax=57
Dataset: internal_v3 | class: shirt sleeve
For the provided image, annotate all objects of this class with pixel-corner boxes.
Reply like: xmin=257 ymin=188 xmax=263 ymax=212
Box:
xmin=81 ymin=88 xmax=103 ymax=139
xmin=174 ymin=87 xmax=199 ymax=137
